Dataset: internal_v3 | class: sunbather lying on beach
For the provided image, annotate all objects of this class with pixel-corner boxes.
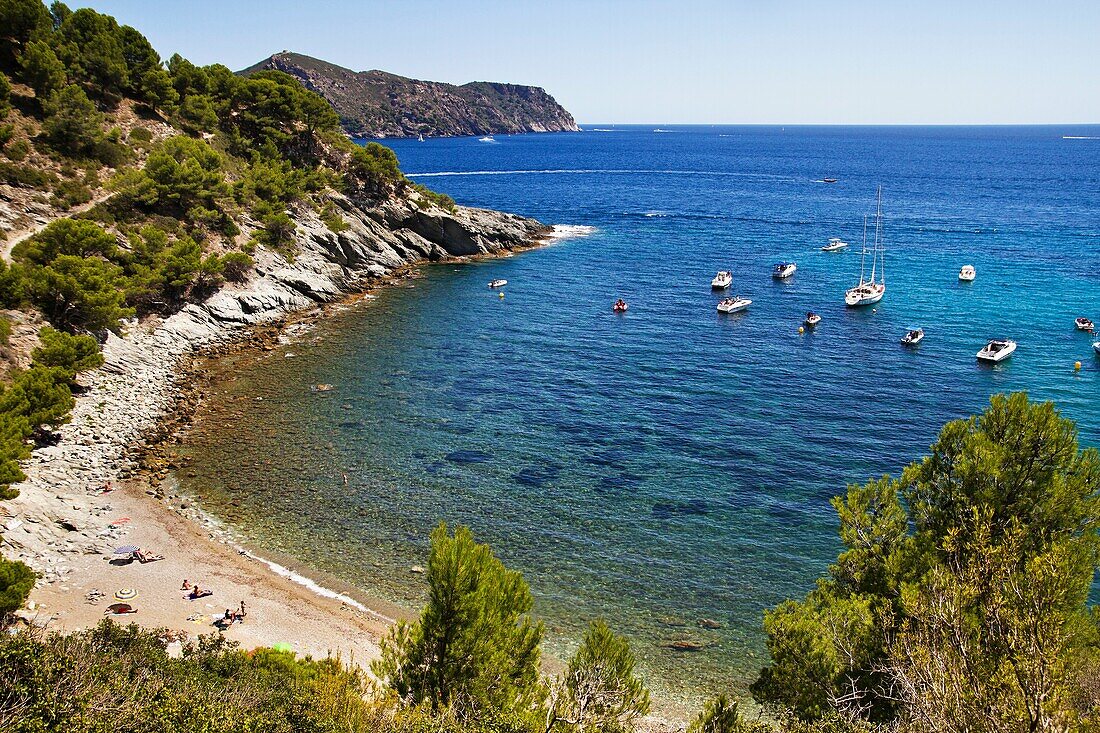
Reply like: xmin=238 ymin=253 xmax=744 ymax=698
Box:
xmin=188 ymin=586 xmax=213 ymax=600
xmin=135 ymin=548 xmax=164 ymax=563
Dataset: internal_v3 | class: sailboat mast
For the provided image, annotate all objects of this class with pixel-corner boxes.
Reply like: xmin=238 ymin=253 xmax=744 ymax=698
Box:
xmin=859 ymin=216 xmax=868 ymax=284
xmin=869 ymin=187 xmax=883 ymax=283
xmin=877 ymin=187 xmax=885 ymax=285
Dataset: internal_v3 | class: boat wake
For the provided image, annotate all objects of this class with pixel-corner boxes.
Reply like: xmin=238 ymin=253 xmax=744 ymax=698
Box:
xmin=408 ymin=169 xmax=797 ymax=181
xmin=1063 ymin=136 xmax=1100 ymax=140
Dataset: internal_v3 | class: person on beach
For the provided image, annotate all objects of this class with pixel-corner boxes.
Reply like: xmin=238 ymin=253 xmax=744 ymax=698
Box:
xmin=239 ymin=600 xmax=247 ymax=620
xmin=181 ymin=579 xmax=191 ymax=590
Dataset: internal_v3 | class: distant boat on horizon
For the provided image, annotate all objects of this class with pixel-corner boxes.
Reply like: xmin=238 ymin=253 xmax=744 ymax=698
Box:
xmin=823 ymin=177 xmax=838 ymax=183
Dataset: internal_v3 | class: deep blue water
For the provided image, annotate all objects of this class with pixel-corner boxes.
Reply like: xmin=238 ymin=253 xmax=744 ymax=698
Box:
xmin=180 ymin=126 xmax=1100 ymax=710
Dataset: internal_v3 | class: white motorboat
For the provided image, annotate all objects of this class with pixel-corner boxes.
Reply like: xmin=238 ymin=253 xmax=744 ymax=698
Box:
xmin=821 ymin=237 xmax=848 ymax=252
xmin=901 ymin=328 xmax=925 ymax=346
xmin=1075 ymin=317 xmax=1094 ymax=331
xmin=479 ymin=135 xmax=495 ymax=143
xmin=959 ymin=265 xmax=976 ymax=282
xmin=488 ymin=279 xmax=508 ymax=288
xmin=977 ymin=339 xmax=1017 ymax=363
xmin=1094 ymin=341 xmax=1100 ymax=356
xmin=772 ymin=262 xmax=797 ymax=279
xmin=418 ymin=133 xmax=425 ymax=142
xmin=717 ymin=297 xmax=751 ymax=314
xmin=711 ymin=271 xmax=732 ymax=289
xmin=845 ymin=188 xmax=887 ymax=307
xmin=803 ymin=312 xmax=821 ymax=328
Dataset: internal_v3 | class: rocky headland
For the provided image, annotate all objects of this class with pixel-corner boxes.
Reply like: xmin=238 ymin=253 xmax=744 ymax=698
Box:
xmin=242 ymin=52 xmax=580 ymax=138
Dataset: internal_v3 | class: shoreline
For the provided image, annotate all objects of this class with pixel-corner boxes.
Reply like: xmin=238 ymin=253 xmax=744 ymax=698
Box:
xmin=1 ymin=215 xmax=650 ymax=714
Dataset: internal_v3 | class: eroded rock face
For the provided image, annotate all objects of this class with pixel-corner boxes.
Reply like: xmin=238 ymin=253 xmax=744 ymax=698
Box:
xmin=241 ymin=52 xmax=581 ymax=139
xmin=1 ymin=195 xmax=549 ymax=582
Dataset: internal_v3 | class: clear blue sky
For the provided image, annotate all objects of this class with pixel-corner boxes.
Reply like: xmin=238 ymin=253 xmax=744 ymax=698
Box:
xmin=82 ymin=0 xmax=1099 ymax=124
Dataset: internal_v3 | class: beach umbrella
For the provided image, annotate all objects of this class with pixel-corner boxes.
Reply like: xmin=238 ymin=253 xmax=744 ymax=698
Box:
xmin=114 ymin=588 xmax=138 ymax=600
xmin=272 ymin=642 xmax=294 ymax=653
xmin=114 ymin=545 xmax=139 ymax=554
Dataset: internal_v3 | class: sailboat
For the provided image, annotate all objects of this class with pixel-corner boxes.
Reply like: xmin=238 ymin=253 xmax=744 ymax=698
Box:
xmin=418 ymin=132 xmax=425 ymax=142
xmin=844 ymin=187 xmax=887 ymax=307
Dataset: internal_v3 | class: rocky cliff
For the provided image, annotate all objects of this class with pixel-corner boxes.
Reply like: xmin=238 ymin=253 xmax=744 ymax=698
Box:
xmin=241 ymin=52 xmax=580 ymax=138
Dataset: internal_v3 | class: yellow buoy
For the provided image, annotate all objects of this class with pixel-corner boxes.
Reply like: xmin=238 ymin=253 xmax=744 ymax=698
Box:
xmin=1075 ymin=361 xmax=1082 ymax=371
xmin=798 ymin=326 xmax=805 ymax=334
xmin=498 ymin=292 xmax=505 ymax=299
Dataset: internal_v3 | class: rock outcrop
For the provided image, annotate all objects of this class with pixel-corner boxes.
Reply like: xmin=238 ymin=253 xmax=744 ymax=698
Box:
xmin=0 ymin=194 xmax=552 ymax=582
xmin=241 ymin=52 xmax=580 ymax=139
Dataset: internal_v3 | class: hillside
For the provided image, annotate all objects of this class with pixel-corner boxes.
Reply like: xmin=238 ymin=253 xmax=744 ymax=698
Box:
xmin=241 ymin=51 xmax=579 ymax=138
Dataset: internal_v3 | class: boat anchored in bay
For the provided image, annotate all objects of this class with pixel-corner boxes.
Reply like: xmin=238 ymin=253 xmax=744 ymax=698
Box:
xmin=821 ymin=237 xmax=848 ymax=252
xmin=773 ymin=262 xmax=797 ymax=279
xmin=711 ymin=271 xmax=732 ymax=289
xmin=845 ymin=188 xmax=887 ymax=307
xmin=717 ymin=297 xmax=751 ymax=314
xmin=977 ymin=339 xmax=1016 ymax=363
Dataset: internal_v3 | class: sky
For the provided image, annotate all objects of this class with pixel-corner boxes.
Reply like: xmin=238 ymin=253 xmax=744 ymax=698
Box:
xmin=81 ymin=0 xmax=1099 ymax=125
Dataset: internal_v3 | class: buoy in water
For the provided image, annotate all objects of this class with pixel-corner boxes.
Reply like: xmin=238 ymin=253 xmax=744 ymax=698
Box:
xmin=498 ymin=292 xmax=504 ymax=299
xmin=1075 ymin=361 xmax=1082 ymax=371
xmin=798 ymin=326 xmax=805 ymax=334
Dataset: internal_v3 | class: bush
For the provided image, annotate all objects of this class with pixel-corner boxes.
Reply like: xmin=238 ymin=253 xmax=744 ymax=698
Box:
xmin=413 ymin=183 xmax=456 ymax=213
xmin=372 ymin=523 xmax=543 ymax=720
xmin=0 ymin=161 xmax=54 ymax=188
xmin=348 ymin=142 xmax=404 ymax=195
xmin=21 ymin=255 xmax=134 ymax=333
xmin=0 ymin=72 xmax=10 ymax=119
xmin=126 ymin=135 xmax=227 ymax=212
xmin=18 ymin=39 xmax=66 ymax=99
xmin=220 ymin=251 xmax=253 ymax=283
xmin=252 ymin=211 xmax=297 ymax=254
xmin=4 ymin=137 xmax=30 ymax=162
xmin=31 ymin=326 xmax=103 ymax=379
xmin=0 ymin=558 xmax=35 ymax=618
xmin=0 ymin=315 xmax=10 ymax=345
xmin=52 ymin=178 xmax=92 ymax=208
xmin=0 ymin=620 xmax=378 ymax=731
xmin=546 ymin=620 xmax=650 ymax=733
xmin=42 ymin=85 xmax=104 ymax=158
xmin=13 ymin=218 xmax=118 ymax=266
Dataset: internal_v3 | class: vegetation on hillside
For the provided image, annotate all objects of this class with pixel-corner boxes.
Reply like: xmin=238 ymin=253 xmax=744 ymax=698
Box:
xmin=0 ymin=0 xmax=459 ymax=625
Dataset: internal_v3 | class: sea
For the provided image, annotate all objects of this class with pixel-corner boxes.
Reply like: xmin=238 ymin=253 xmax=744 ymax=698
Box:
xmin=175 ymin=125 xmax=1100 ymax=712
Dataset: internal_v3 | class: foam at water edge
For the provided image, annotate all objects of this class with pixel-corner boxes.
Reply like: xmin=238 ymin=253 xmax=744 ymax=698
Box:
xmin=547 ymin=224 xmax=598 ymax=241
xmin=234 ymin=544 xmax=395 ymax=623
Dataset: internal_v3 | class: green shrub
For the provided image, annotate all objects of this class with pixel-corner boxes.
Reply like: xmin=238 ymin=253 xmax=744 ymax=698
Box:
xmin=52 ymin=178 xmax=92 ymax=208
xmin=31 ymin=326 xmax=103 ymax=379
xmin=18 ymin=39 xmax=66 ymax=99
xmin=0 ymin=72 xmax=10 ymax=119
xmin=42 ymin=85 xmax=104 ymax=158
xmin=372 ymin=523 xmax=543 ymax=720
xmin=0 ymin=161 xmax=54 ymax=188
xmin=127 ymin=125 xmax=153 ymax=147
xmin=220 ymin=251 xmax=253 ymax=283
xmin=124 ymin=135 xmax=227 ymax=212
xmin=5 ymin=137 xmax=31 ymax=162
xmin=21 ymin=255 xmax=134 ymax=333
xmin=14 ymin=218 xmax=118 ymax=266
xmin=348 ymin=142 xmax=404 ymax=194
xmin=319 ymin=201 xmax=348 ymax=233
xmin=252 ymin=211 xmax=297 ymax=255
xmin=0 ymin=558 xmax=35 ymax=617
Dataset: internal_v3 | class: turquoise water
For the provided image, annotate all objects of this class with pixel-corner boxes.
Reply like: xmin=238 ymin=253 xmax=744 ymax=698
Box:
xmin=178 ymin=126 xmax=1100 ymax=710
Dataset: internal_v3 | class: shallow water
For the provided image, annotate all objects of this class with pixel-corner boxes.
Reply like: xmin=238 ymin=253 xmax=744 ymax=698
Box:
xmin=177 ymin=126 xmax=1100 ymax=710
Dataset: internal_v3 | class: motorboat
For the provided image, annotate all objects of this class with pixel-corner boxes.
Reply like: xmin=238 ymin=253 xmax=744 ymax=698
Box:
xmin=711 ymin=271 xmax=732 ymax=289
xmin=804 ymin=312 xmax=821 ymax=328
xmin=823 ymin=178 xmax=838 ymax=184
xmin=845 ymin=188 xmax=887 ymax=307
xmin=1094 ymin=341 xmax=1100 ymax=356
xmin=901 ymin=328 xmax=925 ymax=346
xmin=717 ymin=297 xmax=751 ymax=314
xmin=772 ymin=262 xmax=797 ymax=279
xmin=418 ymin=133 xmax=425 ymax=142
xmin=613 ymin=299 xmax=628 ymax=313
xmin=976 ymin=339 xmax=1017 ymax=363
xmin=821 ymin=237 xmax=848 ymax=252
xmin=959 ymin=265 xmax=976 ymax=282
xmin=479 ymin=135 xmax=495 ymax=142
xmin=1075 ymin=317 xmax=1094 ymax=331
xmin=488 ymin=279 xmax=508 ymax=288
